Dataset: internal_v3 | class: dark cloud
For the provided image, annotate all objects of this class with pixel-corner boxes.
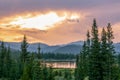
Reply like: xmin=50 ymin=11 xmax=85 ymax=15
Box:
xmin=0 ymin=0 xmax=120 ymax=18
xmin=0 ymin=0 xmax=120 ymax=26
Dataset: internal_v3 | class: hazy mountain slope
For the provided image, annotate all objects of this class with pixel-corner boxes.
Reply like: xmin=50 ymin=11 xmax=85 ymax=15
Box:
xmin=114 ymin=43 xmax=120 ymax=53
xmin=54 ymin=45 xmax=82 ymax=54
xmin=67 ymin=41 xmax=84 ymax=46
xmin=41 ymin=46 xmax=61 ymax=53
xmin=0 ymin=41 xmax=120 ymax=54
xmin=3 ymin=42 xmax=49 ymax=52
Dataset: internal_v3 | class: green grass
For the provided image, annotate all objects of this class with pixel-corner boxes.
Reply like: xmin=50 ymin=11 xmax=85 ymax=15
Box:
xmin=53 ymin=68 xmax=75 ymax=80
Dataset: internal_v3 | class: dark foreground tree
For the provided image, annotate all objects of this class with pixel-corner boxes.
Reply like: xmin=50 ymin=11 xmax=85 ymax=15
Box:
xmin=21 ymin=54 xmax=34 ymax=80
xmin=20 ymin=35 xmax=29 ymax=63
xmin=21 ymin=63 xmax=31 ymax=80
xmin=37 ymin=43 xmax=41 ymax=59
xmin=88 ymin=19 xmax=101 ymax=80
xmin=32 ymin=61 xmax=42 ymax=80
xmin=0 ymin=41 xmax=6 ymax=78
xmin=4 ymin=46 xmax=12 ymax=78
xmin=100 ymin=28 xmax=109 ymax=80
xmin=106 ymin=23 xmax=119 ymax=80
xmin=19 ymin=35 xmax=29 ymax=78
xmin=77 ymin=20 xmax=117 ymax=80
xmin=76 ymin=42 xmax=88 ymax=80
xmin=75 ymin=30 xmax=91 ymax=80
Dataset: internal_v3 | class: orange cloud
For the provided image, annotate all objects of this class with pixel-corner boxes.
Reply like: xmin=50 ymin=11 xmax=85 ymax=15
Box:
xmin=0 ymin=18 xmax=87 ymax=45
xmin=0 ymin=26 xmax=45 ymax=42
xmin=0 ymin=27 xmax=22 ymax=42
xmin=0 ymin=11 xmax=85 ymax=30
xmin=0 ymin=11 xmax=88 ymax=45
xmin=0 ymin=20 xmax=119 ymax=45
xmin=2 ymin=11 xmax=120 ymax=45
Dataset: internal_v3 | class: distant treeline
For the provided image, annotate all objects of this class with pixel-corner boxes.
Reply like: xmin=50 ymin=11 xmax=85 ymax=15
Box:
xmin=9 ymin=50 xmax=76 ymax=60
xmin=11 ymin=52 xmax=76 ymax=60
xmin=41 ymin=53 xmax=76 ymax=60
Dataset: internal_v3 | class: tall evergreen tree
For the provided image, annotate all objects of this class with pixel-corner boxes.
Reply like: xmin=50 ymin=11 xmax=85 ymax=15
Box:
xmin=19 ymin=35 xmax=29 ymax=78
xmin=37 ymin=43 xmax=41 ymax=59
xmin=86 ymin=30 xmax=91 ymax=49
xmin=100 ymin=28 xmax=108 ymax=80
xmin=75 ymin=39 xmax=90 ymax=80
xmin=21 ymin=52 xmax=36 ymax=80
xmin=106 ymin=23 xmax=117 ymax=80
xmin=32 ymin=44 xmax=43 ymax=80
xmin=89 ymin=19 xmax=101 ymax=80
xmin=10 ymin=60 xmax=19 ymax=80
xmin=21 ymin=63 xmax=31 ymax=80
xmin=0 ymin=41 xmax=6 ymax=78
xmin=21 ymin=53 xmax=35 ymax=80
xmin=86 ymin=30 xmax=91 ymax=76
xmin=20 ymin=35 xmax=29 ymax=63
xmin=4 ymin=46 xmax=12 ymax=78
xmin=116 ymin=53 xmax=120 ymax=80
xmin=118 ymin=53 xmax=120 ymax=67
xmin=42 ymin=66 xmax=49 ymax=80
xmin=47 ymin=66 xmax=54 ymax=80
xmin=32 ymin=61 xmax=42 ymax=80
xmin=75 ymin=55 xmax=80 ymax=80
xmin=79 ymin=41 xmax=88 ymax=80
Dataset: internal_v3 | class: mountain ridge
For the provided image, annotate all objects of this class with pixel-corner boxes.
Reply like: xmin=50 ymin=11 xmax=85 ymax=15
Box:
xmin=0 ymin=41 xmax=120 ymax=54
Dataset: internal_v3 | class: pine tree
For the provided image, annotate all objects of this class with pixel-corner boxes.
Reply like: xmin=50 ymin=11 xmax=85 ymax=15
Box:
xmin=75 ymin=39 xmax=90 ymax=80
xmin=100 ymin=28 xmax=108 ymax=80
xmin=20 ymin=35 xmax=29 ymax=63
xmin=21 ymin=53 xmax=35 ymax=80
xmin=42 ymin=66 xmax=49 ymax=80
xmin=37 ymin=43 xmax=41 ymax=59
xmin=0 ymin=41 xmax=6 ymax=78
xmin=10 ymin=60 xmax=19 ymax=80
xmin=47 ymin=66 xmax=54 ymax=80
xmin=117 ymin=53 xmax=120 ymax=78
xmin=18 ymin=35 xmax=29 ymax=79
xmin=86 ymin=30 xmax=90 ymax=49
xmin=29 ymin=53 xmax=35 ymax=79
xmin=75 ymin=55 xmax=80 ymax=80
xmin=18 ymin=58 xmax=23 ymax=79
xmin=32 ymin=61 xmax=42 ymax=80
xmin=86 ymin=30 xmax=91 ymax=76
xmin=4 ymin=46 xmax=12 ymax=79
xmin=32 ymin=44 xmax=43 ymax=80
xmin=106 ymin=23 xmax=117 ymax=80
xmin=21 ymin=63 xmax=31 ymax=80
xmin=89 ymin=19 xmax=101 ymax=80
xmin=21 ymin=53 xmax=36 ymax=80
xmin=79 ymin=42 xmax=88 ymax=80
xmin=118 ymin=53 xmax=120 ymax=67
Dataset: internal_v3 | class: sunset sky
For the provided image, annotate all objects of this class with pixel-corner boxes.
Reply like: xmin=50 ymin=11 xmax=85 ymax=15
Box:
xmin=0 ymin=0 xmax=120 ymax=45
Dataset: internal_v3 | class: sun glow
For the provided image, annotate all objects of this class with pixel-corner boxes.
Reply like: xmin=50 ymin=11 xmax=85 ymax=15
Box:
xmin=7 ymin=12 xmax=80 ymax=30
xmin=70 ymin=14 xmax=79 ymax=19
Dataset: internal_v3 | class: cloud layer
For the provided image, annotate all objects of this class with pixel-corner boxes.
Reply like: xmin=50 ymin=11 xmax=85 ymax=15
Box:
xmin=0 ymin=0 xmax=120 ymax=45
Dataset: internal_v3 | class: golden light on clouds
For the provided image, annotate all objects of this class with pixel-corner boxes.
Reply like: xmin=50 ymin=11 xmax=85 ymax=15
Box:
xmin=2 ymin=11 xmax=81 ymax=30
xmin=0 ymin=0 xmax=120 ymax=45
xmin=0 ymin=11 xmax=87 ymax=45
xmin=0 ymin=28 xmax=22 ymax=42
